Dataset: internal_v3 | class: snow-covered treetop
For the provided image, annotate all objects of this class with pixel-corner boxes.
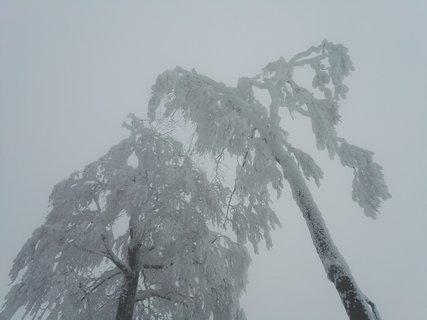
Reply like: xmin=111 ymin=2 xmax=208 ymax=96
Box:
xmin=148 ymin=40 xmax=390 ymax=219
xmin=1 ymin=116 xmax=250 ymax=320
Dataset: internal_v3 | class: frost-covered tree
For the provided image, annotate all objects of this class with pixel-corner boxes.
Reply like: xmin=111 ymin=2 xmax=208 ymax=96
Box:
xmin=1 ymin=116 xmax=250 ymax=320
xmin=148 ymin=40 xmax=390 ymax=320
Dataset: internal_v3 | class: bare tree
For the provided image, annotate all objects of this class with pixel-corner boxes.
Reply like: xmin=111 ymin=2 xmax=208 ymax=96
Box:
xmin=148 ymin=40 xmax=390 ymax=320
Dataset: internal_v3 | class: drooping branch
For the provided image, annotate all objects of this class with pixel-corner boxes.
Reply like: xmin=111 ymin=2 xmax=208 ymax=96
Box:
xmin=224 ymin=127 xmax=257 ymax=227
xmin=2 ymin=117 xmax=250 ymax=320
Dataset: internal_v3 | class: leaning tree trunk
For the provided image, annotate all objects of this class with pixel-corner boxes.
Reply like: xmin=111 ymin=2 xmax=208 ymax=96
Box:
xmin=273 ymin=144 xmax=381 ymax=320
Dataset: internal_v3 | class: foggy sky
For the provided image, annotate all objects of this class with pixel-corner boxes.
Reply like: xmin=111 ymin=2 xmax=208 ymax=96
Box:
xmin=1 ymin=1 xmax=426 ymax=319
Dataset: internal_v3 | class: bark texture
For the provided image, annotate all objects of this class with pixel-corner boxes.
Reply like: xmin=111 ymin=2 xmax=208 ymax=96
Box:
xmin=115 ymin=224 xmax=141 ymax=320
xmin=115 ymin=271 xmax=140 ymax=320
xmin=274 ymin=145 xmax=380 ymax=320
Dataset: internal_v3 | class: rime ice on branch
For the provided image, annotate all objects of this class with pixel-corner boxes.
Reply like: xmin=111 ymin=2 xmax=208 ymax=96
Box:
xmin=148 ymin=40 xmax=390 ymax=320
xmin=1 ymin=116 xmax=250 ymax=320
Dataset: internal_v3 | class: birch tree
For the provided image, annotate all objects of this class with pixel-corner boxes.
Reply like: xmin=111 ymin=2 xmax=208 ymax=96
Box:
xmin=148 ymin=40 xmax=391 ymax=320
xmin=1 ymin=116 xmax=250 ymax=320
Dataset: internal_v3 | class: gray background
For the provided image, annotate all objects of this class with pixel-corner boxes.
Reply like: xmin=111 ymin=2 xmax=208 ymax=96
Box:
xmin=1 ymin=1 xmax=426 ymax=319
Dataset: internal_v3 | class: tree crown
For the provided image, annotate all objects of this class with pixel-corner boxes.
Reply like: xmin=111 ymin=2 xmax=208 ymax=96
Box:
xmin=1 ymin=117 xmax=250 ymax=320
xmin=148 ymin=40 xmax=390 ymax=219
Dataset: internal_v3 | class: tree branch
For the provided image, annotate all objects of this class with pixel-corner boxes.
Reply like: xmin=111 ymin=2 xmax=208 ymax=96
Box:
xmin=135 ymin=289 xmax=172 ymax=302
xmin=101 ymin=234 xmax=130 ymax=274
xmin=89 ymin=270 xmax=121 ymax=293
xmin=79 ymin=270 xmax=122 ymax=301
xmin=224 ymin=128 xmax=256 ymax=227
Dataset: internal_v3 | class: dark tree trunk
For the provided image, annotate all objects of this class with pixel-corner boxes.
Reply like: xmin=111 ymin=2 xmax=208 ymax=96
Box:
xmin=115 ymin=223 xmax=142 ymax=320
xmin=115 ymin=271 xmax=140 ymax=320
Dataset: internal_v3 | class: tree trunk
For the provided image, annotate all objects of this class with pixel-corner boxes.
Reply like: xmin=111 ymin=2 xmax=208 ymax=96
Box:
xmin=115 ymin=271 xmax=140 ymax=320
xmin=273 ymin=145 xmax=381 ymax=320
xmin=115 ymin=223 xmax=141 ymax=320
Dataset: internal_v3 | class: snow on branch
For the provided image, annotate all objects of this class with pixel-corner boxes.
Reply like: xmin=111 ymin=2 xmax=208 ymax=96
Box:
xmin=101 ymin=234 xmax=130 ymax=274
xmin=2 ymin=116 xmax=251 ymax=320
xmin=288 ymin=145 xmax=324 ymax=187
xmin=338 ymin=142 xmax=391 ymax=218
xmin=148 ymin=40 xmax=390 ymax=222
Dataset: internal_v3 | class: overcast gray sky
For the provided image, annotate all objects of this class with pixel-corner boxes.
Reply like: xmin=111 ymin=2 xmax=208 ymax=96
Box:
xmin=1 ymin=1 xmax=426 ymax=319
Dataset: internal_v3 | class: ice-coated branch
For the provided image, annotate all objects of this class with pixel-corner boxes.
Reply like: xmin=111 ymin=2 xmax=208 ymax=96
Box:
xmin=80 ymin=270 xmax=121 ymax=301
xmin=338 ymin=142 xmax=391 ymax=218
